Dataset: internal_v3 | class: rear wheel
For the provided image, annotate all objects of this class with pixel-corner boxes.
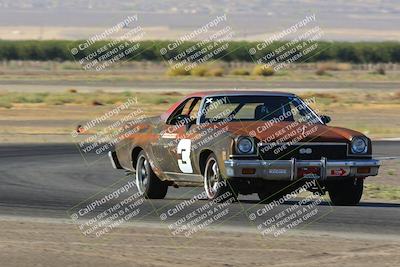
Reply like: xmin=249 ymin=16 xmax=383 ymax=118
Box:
xmin=136 ymin=151 xmax=168 ymax=199
xmin=327 ymin=178 xmax=363 ymax=206
xmin=203 ymin=153 xmax=236 ymax=202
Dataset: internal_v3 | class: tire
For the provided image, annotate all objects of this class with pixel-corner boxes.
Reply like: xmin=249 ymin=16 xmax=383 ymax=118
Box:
xmin=135 ymin=151 xmax=168 ymax=199
xmin=203 ymin=153 xmax=237 ymax=202
xmin=327 ymin=178 xmax=364 ymax=206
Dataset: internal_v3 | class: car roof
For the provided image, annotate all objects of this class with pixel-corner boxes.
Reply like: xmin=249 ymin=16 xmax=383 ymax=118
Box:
xmin=186 ymin=90 xmax=295 ymax=98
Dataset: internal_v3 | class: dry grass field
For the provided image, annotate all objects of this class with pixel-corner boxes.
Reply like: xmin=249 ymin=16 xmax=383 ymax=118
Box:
xmin=1 ymin=90 xmax=399 ymax=140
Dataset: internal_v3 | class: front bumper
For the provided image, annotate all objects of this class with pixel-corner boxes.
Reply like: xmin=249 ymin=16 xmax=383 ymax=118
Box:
xmin=224 ymin=157 xmax=380 ymax=181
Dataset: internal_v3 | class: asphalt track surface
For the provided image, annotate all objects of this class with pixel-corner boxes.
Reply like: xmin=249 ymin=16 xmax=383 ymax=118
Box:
xmin=0 ymin=142 xmax=399 ymax=236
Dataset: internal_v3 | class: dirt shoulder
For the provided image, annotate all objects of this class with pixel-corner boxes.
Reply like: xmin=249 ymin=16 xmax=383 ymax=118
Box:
xmin=0 ymin=217 xmax=398 ymax=267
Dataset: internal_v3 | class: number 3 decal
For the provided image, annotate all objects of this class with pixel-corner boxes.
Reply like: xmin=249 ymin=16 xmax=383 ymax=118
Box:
xmin=177 ymin=139 xmax=193 ymax=173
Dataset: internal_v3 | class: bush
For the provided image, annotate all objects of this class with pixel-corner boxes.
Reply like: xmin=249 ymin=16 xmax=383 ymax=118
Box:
xmin=231 ymin=68 xmax=250 ymax=75
xmin=91 ymin=100 xmax=104 ymax=106
xmin=189 ymin=64 xmax=225 ymax=77
xmin=393 ymin=91 xmax=400 ymax=100
xmin=166 ymin=65 xmax=190 ymax=76
xmin=251 ymin=65 xmax=274 ymax=76
xmin=206 ymin=67 xmax=224 ymax=77
xmin=0 ymin=100 xmax=12 ymax=108
xmin=190 ymin=65 xmax=209 ymax=76
xmin=67 ymin=88 xmax=78 ymax=93
xmin=315 ymin=67 xmax=327 ymax=76
xmin=374 ymin=67 xmax=386 ymax=75
xmin=317 ymin=61 xmax=352 ymax=71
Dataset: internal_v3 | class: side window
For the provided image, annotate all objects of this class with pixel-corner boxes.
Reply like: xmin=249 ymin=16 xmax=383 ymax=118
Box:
xmin=167 ymin=97 xmax=201 ymax=125
xmin=236 ymin=103 xmax=262 ymax=119
xmin=288 ymin=102 xmax=303 ymax=122
xmin=182 ymin=98 xmax=196 ymax=115
xmin=188 ymin=98 xmax=201 ymax=120
xmin=205 ymin=103 xmax=237 ymax=120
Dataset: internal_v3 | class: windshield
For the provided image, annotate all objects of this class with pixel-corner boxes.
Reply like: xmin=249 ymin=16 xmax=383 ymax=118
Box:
xmin=199 ymin=95 xmax=321 ymax=124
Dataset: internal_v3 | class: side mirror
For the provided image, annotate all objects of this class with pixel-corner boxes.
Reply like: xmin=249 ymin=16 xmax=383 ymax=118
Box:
xmin=320 ymin=115 xmax=331 ymax=124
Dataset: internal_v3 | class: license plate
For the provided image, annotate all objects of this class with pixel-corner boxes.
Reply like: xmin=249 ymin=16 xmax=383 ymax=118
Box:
xmin=297 ymin=167 xmax=320 ymax=179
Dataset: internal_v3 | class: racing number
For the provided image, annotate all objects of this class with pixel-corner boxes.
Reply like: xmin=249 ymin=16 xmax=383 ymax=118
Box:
xmin=177 ymin=139 xmax=193 ymax=173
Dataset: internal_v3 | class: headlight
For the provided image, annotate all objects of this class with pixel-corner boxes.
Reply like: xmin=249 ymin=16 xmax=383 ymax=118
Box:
xmin=237 ymin=137 xmax=254 ymax=154
xmin=351 ymin=137 xmax=367 ymax=154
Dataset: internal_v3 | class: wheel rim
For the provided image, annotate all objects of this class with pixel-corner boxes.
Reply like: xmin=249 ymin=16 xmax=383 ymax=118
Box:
xmin=136 ymin=155 xmax=149 ymax=194
xmin=204 ymin=157 xmax=220 ymax=199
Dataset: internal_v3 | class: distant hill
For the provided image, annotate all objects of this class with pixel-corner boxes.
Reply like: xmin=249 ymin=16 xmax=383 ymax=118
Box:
xmin=0 ymin=0 xmax=399 ymax=41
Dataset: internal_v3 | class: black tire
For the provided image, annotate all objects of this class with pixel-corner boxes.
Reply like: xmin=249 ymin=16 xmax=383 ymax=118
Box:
xmin=135 ymin=150 xmax=168 ymax=199
xmin=203 ymin=153 xmax=237 ymax=202
xmin=327 ymin=178 xmax=364 ymax=206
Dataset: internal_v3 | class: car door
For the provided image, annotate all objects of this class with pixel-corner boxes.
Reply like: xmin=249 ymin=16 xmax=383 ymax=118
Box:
xmin=153 ymin=97 xmax=202 ymax=180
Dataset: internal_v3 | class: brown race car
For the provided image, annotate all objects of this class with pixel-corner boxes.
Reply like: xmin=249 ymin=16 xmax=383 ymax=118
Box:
xmin=109 ymin=90 xmax=380 ymax=205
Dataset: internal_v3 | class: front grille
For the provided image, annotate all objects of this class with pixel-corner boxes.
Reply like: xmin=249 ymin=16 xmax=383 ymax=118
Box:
xmin=258 ymin=143 xmax=348 ymax=160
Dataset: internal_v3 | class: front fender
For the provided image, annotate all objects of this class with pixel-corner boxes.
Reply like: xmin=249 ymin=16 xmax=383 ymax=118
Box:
xmin=192 ymin=130 xmax=235 ymax=177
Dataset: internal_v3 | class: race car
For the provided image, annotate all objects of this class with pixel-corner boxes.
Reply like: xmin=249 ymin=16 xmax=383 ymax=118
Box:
xmin=109 ymin=90 xmax=380 ymax=205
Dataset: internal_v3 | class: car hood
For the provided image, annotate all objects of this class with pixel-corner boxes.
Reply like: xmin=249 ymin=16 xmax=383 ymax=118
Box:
xmin=218 ymin=121 xmax=365 ymax=143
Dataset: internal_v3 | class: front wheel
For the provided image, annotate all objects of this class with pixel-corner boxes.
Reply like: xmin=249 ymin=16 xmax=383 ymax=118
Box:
xmin=203 ymin=153 xmax=236 ymax=202
xmin=327 ymin=178 xmax=364 ymax=206
xmin=136 ymin=151 xmax=168 ymax=199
